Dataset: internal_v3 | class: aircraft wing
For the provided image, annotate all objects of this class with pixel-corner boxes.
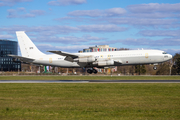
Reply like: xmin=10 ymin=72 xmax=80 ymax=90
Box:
xmin=114 ymin=60 xmax=123 ymax=65
xmin=8 ymin=54 xmax=35 ymax=63
xmin=48 ymin=51 xmax=78 ymax=59
xmin=48 ymin=51 xmax=96 ymax=62
xmin=48 ymin=51 xmax=83 ymax=62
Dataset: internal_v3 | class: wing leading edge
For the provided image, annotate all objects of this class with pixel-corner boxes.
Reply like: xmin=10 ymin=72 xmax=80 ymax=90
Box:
xmin=48 ymin=51 xmax=78 ymax=58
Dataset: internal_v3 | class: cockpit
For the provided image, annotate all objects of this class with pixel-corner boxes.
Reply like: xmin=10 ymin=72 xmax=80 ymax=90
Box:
xmin=162 ymin=52 xmax=167 ymax=54
xmin=162 ymin=51 xmax=172 ymax=60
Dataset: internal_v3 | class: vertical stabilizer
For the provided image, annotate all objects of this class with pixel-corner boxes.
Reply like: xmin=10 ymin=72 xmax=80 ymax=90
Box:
xmin=16 ymin=31 xmax=45 ymax=58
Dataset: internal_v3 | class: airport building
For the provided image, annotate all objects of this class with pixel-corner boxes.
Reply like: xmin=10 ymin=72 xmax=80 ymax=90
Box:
xmin=81 ymin=45 xmax=117 ymax=53
xmin=0 ymin=40 xmax=21 ymax=71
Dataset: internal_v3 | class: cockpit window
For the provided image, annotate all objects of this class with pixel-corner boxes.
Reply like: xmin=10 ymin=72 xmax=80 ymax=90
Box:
xmin=162 ymin=52 xmax=167 ymax=54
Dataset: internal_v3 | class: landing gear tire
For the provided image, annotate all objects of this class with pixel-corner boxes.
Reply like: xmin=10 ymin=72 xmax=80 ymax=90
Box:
xmin=87 ymin=69 xmax=98 ymax=74
xmin=87 ymin=69 xmax=93 ymax=74
xmin=153 ymin=66 xmax=157 ymax=70
xmin=92 ymin=69 xmax=97 ymax=74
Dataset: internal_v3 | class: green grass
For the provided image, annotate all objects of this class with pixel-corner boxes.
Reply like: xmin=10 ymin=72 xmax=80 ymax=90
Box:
xmin=0 ymin=83 xmax=180 ymax=120
xmin=0 ymin=75 xmax=180 ymax=80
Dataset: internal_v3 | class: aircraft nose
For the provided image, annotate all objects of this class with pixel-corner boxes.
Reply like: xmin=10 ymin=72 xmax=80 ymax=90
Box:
xmin=169 ymin=54 xmax=172 ymax=59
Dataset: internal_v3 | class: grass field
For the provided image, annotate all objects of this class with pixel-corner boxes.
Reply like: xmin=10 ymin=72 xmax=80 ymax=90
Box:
xmin=0 ymin=83 xmax=180 ymax=120
xmin=0 ymin=75 xmax=180 ymax=80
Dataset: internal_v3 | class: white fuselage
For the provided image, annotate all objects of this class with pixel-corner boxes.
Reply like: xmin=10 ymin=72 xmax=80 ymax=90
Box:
xmin=32 ymin=50 xmax=172 ymax=68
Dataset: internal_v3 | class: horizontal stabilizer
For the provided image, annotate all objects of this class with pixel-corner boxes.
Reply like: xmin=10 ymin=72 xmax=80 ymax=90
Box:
xmin=8 ymin=54 xmax=35 ymax=63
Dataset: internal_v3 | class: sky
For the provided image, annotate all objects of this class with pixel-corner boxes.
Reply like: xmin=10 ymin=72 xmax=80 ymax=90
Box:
xmin=0 ymin=0 xmax=180 ymax=56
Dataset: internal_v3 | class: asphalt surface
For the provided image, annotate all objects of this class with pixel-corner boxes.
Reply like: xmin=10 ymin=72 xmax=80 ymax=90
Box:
xmin=0 ymin=80 xmax=180 ymax=83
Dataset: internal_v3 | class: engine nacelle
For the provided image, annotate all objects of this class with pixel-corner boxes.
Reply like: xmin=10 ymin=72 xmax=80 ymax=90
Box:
xmin=75 ymin=56 xmax=96 ymax=63
xmin=98 ymin=59 xmax=114 ymax=66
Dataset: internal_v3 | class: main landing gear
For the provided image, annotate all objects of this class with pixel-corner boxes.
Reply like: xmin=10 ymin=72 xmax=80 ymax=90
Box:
xmin=87 ymin=68 xmax=97 ymax=74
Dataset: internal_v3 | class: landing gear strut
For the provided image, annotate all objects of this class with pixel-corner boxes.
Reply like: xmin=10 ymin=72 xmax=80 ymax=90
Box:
xmin=87 ymin=68 xmax=97 ymax=74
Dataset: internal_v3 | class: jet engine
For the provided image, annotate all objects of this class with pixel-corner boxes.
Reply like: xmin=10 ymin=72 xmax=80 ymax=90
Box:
xmin=74 ymin=56 xmax=96 ymax=63
xmin=98 ymin=59 xmax=114 ymax=66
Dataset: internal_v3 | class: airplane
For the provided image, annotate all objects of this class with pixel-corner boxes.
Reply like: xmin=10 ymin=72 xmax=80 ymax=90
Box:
xmin=9 ymin=31 xmax=172 ymax=74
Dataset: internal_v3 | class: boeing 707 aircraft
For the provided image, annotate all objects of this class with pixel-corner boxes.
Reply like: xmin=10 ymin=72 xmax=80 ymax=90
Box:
xmin=9 ymin=31 xmax=172 ymax=74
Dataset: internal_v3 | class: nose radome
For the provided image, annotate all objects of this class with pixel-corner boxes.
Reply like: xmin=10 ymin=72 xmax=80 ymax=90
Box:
xmin=169 ymin=54 xmax=172 ymax=59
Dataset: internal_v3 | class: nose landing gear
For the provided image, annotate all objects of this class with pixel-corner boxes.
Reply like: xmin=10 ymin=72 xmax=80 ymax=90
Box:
xmin=87 ymin=68 xmax=97 ymax=74
xmin=153 ymin=66 xmax=157 ymax=70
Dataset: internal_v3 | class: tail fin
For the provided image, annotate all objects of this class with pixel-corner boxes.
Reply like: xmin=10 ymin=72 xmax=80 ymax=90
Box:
xmin=16 ymin=31 xmax=45 ymax=58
